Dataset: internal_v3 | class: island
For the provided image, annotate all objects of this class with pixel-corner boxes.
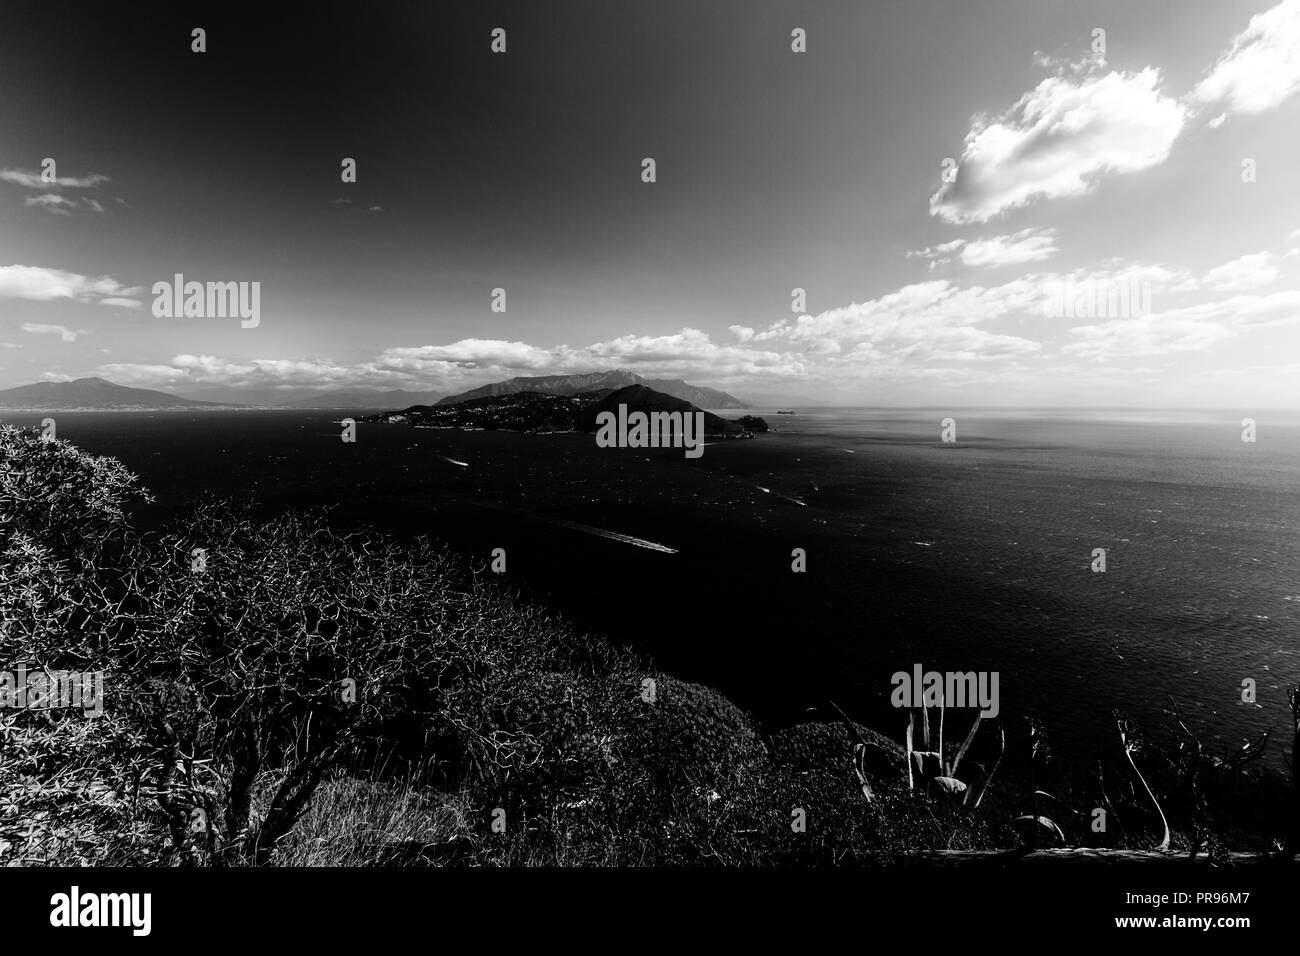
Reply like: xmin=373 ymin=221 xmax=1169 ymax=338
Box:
xmin=362 ymin=384 xmax=767 ymax=438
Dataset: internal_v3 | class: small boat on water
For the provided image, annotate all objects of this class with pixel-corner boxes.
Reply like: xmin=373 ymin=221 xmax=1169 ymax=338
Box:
xmin=776 ymin=409 xmax=796 ymax=415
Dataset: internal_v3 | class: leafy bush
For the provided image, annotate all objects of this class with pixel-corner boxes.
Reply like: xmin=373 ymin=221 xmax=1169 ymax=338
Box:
xmin=0 ymin=423 xmax=150 ymax=561
xmin=0 ymin=709 xmax=156 ymax=865
xmin=90 ymin=499 xmax=645 ymax=862
xmin=771 ymin=721 xmax=905 ymax=784
xmin=1 ymin=426 xmax=151 ymax=666
xmin=1 ymin=427 xmax=155 ymax=865
xmin=619 ymin=677 xmax=768 ymax=807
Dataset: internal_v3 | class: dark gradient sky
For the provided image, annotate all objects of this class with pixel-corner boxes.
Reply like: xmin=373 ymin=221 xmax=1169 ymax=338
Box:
xmin=1 ymin=0 xmax=1297 ymax=404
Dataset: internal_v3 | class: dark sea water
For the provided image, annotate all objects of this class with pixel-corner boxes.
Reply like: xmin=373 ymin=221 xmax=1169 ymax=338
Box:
xmin=6 ymin=407 xmax=1298 ymax=770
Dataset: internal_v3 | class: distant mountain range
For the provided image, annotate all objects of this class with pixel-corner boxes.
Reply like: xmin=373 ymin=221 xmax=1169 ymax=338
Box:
xmin=0 ymin=377 xmax=229 ymax=410
xmin=436 ymin=370 xmax=748 ymax=409
xmin=0 ymin=371 xmax=748 ymax=411
xmin=0 ymin=379 xmax=444 ymax=411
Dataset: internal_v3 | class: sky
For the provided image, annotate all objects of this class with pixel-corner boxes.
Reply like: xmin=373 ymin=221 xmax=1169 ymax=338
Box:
xmin=1 ymin=0 xmax=1299 ymax=406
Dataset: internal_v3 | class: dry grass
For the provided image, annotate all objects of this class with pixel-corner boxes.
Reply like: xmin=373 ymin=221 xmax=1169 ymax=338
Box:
xmin=270 ymin=776 xmax=474 ymax=867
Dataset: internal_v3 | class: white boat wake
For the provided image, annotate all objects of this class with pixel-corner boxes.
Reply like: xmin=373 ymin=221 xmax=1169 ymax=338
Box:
xmin=755 ymin=484 xmax=806 ymax=506
xmin=466 ymin=499 xmax=677 ymax=553
xmin=545 ymin=516 xmax=678 ymax=553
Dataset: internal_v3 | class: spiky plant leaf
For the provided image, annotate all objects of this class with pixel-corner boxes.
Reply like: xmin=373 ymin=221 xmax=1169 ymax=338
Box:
xmin=968 ymin=724 xmax=1004 ymax=808
xmin=905 ymin=713 xmax=915 ymax=792
xmin=949 ymin=715 xmax=981 ymax=777
xmin=851 ymin=743 xmax=874 ymax=803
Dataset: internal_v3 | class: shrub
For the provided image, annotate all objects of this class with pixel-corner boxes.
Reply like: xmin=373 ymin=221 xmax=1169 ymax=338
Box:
xmin=618 ymin=677 xmax=767 ymax=807
xmin=1 ymin=425 xmax=151 ymax=667
xmin=0 ymin=426 xmax=156 ymax=866
xmin=0 ymin=424 xmax=150 ymax=561
xmin=0 ymin=709 xmax=156 ymax=866
xmin=771 ymin=721 xmax=905 ymax=785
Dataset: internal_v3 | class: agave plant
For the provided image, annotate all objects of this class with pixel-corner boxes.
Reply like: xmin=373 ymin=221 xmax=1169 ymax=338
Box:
xmin=900 ymin=691 xmax=1003 ymax=806
xmin=828 ymin=694 xmax=1003 ymax=808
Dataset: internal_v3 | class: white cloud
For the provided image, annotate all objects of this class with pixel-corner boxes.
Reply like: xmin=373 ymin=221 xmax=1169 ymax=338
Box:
xmin=21 ymin=323 xmax=87 ymax=343
xmin=1192 ymin=0 xmax=1300 ymax=119
xmin=960 ymin=228 xmax=1058 ymax=267
xmin=778 ymin=279 xmax=1044 ymax=364
xmin=98 ymin=356 xmax=390 ymax=390
xmin=0 ymin=264 xmax=142 ymax=306
xmin=789 ymin=278 xmax=1039 ymax=335
xmin=23 ymin=193 xmax=108 ymax=216
xmin=95 ymin=328 xmax=810 ymax=395
xmin=69 ymin=256 xmax=1297 ymax=401
xmin=24 ymin=194 xmax=77 ymax=215
xmin=582 ymin=328 xmax=788 ymax=371
xmin=1063 ymin=290 xmax=1300 ymax=359
xmin=3 ymin=168 xmax=119 ymax=215
xmin=930 ymin=67 xmax=1186 ymax=223
xmin=94 ymin=363 xmax=195 ymax=385
xmin=385 ymin=339 xmax=557 ymax=369
xmin=380 ymin=329 xmax=803 ymax=383
xmin=1203 ymin=252 xmax=1279 ymax=292
xmin=0 ymin=168 xmax=110 ymax=190
xmin=1064 ymin=314 xmax=1234 ymax=360
xmin=907 ymin=239 xmax=966 ymax=262
xmin=728 ymin=320 xmax=790 ymax=343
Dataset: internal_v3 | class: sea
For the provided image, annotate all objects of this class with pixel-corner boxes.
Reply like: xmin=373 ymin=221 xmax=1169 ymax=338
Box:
xmin=4 ymin=407 xmax=1298 ymax=772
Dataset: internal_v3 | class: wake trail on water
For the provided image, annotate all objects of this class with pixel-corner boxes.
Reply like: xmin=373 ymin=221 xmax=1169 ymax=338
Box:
xmin=544 ymin=516 xmax=678 ymax=553
xmin=464 ymin=499 xmax=678 ymax=553
xmin=754 ymin=484 xmax=807 ymax=506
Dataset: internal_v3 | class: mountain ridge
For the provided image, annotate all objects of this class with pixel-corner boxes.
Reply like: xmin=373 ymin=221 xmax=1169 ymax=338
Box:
xmin=0 ymin=372 xmax=750 ymax=411
xmin=436 ymin=370 xmax=748 ymax=408
xmin=365 ymin=383 xmax=764 ymax=438
xmin=0 ymin=377 xmax=233 ymax=410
